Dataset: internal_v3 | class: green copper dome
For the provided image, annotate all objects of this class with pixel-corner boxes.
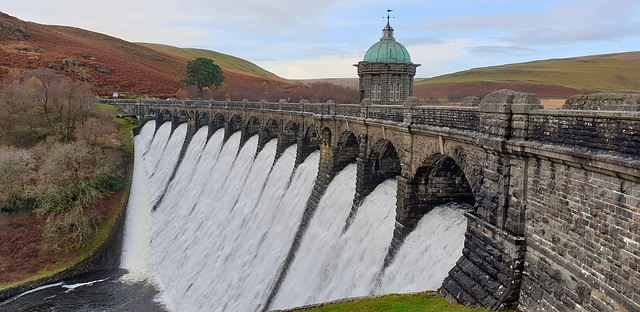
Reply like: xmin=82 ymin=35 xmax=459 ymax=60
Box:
xmin=363 ymin=22 xmax=411 ymax=63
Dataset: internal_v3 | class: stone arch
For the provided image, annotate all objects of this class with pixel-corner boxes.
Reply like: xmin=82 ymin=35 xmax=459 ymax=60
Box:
xmin=159 ymin=109 xmax=172 ymax=123
xmin=174 ymin=111 xmax=189 ymax=132
xmin=177 ymin=110 xmax=189 ymax=124
xmin=283 ymin=120 xmax=298 ymax=138
xmin=335 ymin=131 xmax=360 ymax=172
xmin=295 ymin=124 xmax=320 ymax=165
xmin=197 ymin=112 xmax=210 ymax=130
xmin=304 ymin=125 xmax=318 ymax=143
xmin=144 ymin=108 xmax=156 ymax=118
xmin=264 ymin=118 xmax=280 ymax=138
xmin=368 ymin=139 xmax=402 ymax=181
xmin=320 ymin=127 xmax=332 ymax=148
xmin=246 ymin=116 xmax=261 ymax=137
xmin=278 ymin=120 xmax=298 ymax=153
xmin=228 ymin=114 xmax=243 ymax=134
xmin=407 ymin=153 xmax=475 ymax=221
xmin=139 ymin=108 xmax=156 ymax=128
xmin=208 ymin=113 xmax=227 ymax=140
xmin=260 ymin=118 xmax=280 ymax=153
xmin=211 ymin=113 xmax=225 ymax=132
xmin=223 ymin=114 xmax=244 ymax=143
xmin=382 ymin=151 xmax=475 ymax=273
xmin=447 ymin=145 xmax=482 ymax=199
xmin=344 ymin=138 xmax=401 ymax=233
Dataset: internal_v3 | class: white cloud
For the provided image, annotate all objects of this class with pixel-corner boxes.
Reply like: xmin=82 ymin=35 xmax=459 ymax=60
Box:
xmin=423 ymin=0 xmax=640 ymax=46
xmin=259 ymin=56 xmax=361 ymax=79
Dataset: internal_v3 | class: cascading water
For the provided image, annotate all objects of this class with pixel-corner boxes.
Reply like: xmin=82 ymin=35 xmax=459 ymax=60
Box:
xmin=116 ymin=121 xmax=469 ymax=312
xmin=375 ymin=202 xmax=469 ymax=294
xmin=119 ymin=120 xmax=156 ymax=272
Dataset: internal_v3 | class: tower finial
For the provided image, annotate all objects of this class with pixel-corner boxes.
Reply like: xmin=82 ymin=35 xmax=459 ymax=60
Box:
xmin=385 ymin=9 xmax=394 ymax=26
xmin=382 ymin=9 xmax=395 ymax=39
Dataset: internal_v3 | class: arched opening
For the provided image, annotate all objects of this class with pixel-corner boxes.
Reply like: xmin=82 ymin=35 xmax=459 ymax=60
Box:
xmin=246 ymin=116 xmax=261 ymax=138
xmin=410 ymin=154 xmax=475 ymax=218
xmin=228 ymin=114 xmax=243 ymax=134
xmin=197 ymin=112 xmax=210 ymax=130
xmin=335 ymin=132 xmax=359 ymax=172
xmin=211 ymin=113 xmax=225 ymax=132
xmin=144 ymin=109 xmax=156 ymax=118
xmin=321 ymin=127 xmax=331 ymax=148
xmin=177 ymin=111 xmax=189 ymax=124
xmin=382 ymin=153 xmax=474 ymax=274
xmin=283 ymin=121 xmax=298 ymax=142
xmin=264 ymin=119 xmax=280 ymax=139
xmin=304 ymin=126 xmax=319 ymax=148
xmin=159 ymin=109 xmax=172 ymax=123
xmin=368 ymin=139 xmax=401 ymax=181
xmin=274 ymin=120 xmax=296 ymax=157
xmin=295 ymin=125 xmax=320 ymax=165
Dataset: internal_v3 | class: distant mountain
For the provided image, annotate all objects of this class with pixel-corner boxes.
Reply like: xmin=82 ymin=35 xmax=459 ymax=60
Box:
xmin=0 ymin=12 xmax=284 ymax=98
xmin=414 ymin=52 xmax=640 ymax=99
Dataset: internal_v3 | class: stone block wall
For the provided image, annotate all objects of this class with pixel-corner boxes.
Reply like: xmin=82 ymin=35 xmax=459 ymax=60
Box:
xmin=441 ymin=214 xmax=526 ymax=309
xmin=529 ymin=111 xmax=640 ymax=156
xmin=410 ymin=107 xmax=479 ymax=132
xmin=521 ymin=158 xmax=640 ymax=311
xmin=563 ymin=93 xmax=640 ymax=111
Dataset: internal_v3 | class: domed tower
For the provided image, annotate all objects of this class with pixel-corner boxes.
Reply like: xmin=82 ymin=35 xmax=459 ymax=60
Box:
xmin=356 ymin=15 xmax=420 ymax=104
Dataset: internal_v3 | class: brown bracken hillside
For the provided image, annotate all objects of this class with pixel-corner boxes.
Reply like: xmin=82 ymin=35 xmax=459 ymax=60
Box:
xmin=0 ymin=12 xmax=283 ymax=98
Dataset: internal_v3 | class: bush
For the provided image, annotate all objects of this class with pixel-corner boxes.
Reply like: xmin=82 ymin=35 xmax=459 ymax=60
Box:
xmin=31 ymin=141 xmax=124 ymax=248
xmin=0 ymin=146 xmax=37 ymax=212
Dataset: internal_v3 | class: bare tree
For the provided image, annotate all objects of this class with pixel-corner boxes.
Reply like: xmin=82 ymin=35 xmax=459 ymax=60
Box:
xmin=0 ymin=68 xmax=97 ymax=145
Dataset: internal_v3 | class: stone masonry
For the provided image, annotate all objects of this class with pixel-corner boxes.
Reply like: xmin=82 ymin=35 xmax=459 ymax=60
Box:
xmin=107 ymin=89 xmax=640 ymax=311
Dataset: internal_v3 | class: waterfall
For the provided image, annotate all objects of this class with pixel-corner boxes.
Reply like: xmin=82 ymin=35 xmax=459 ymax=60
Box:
xmin=376 ymin=202 xmax=468 ymax=294
xmin=119 ymin=121 xmax=469 ymax=312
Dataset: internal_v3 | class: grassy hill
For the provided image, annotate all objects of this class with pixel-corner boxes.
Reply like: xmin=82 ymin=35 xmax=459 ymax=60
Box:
xmin=0 ymin=12 xmax=283 ymax=98
xmin=414 ymin=52 xmax=640 ymax=100
xmin=137 ymin=43 xmax=284 ymax=81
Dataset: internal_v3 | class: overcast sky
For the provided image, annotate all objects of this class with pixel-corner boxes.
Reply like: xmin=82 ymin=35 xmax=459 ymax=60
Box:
xmin=5 ymin=0 xmax=640 ymax=79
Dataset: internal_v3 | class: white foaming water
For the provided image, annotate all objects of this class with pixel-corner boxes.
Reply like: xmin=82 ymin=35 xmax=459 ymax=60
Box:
xmin=119 ymin=122 xmax=155 ymax=272
xmin=145 ymin=129 xmax=320 ymax=312
xmin=272 ymin=163 xmax=357 ymax=309
xmin=120 ymin=121 xmax=468 ymax=312
xmin=272 ymin=177 xmax=397 ymax=309
xmin=143 ymin=122 xmax=171 ymax=175
xmin=376 ymin=203 xmax=468 ymax=294
xmin=148 ymin=123 xmax=187 ymax=205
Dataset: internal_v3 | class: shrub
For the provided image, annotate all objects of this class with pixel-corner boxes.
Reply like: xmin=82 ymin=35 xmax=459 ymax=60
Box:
xmin=0 ymin=146 xmax=37 ymax=212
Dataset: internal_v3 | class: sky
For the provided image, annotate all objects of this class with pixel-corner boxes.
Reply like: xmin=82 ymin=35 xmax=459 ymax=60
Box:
xmin=4 ymin=0 xmax=640 ymax=79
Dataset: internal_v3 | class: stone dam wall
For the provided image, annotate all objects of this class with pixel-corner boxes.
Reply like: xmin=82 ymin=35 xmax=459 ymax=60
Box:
xmin=106 ymin=89 xmax=640 ymax=311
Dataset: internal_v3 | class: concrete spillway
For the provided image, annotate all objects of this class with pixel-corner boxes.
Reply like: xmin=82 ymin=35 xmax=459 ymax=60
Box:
xmin=119 ymin=121 xmax=468 ymax=311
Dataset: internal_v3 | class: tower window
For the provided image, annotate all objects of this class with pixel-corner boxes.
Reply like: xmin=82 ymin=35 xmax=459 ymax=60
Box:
xmin=371 ymin=84 xmax=376 ymax=100
xmin=395 ymin=84 xmax=400 ymax=101
xmin=389 ymin=83 xmax=394 ymax=101
xmin=377 ymin=84 xmax=381 ymax=100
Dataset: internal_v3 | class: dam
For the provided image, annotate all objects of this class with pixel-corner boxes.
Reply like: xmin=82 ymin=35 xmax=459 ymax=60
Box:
xmin=105 ymin=88 xmax=640 ymax=312
xmin=117 ymin=118 xmax=469 ymax=311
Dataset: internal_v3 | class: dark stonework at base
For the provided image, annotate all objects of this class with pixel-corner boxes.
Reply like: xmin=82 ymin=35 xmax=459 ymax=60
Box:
xmin=440 ymin=213 xmax=526 ymax=310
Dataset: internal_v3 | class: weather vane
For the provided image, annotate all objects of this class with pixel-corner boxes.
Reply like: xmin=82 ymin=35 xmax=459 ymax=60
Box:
xmin=385 ymin=9 xmax=394 ymax=24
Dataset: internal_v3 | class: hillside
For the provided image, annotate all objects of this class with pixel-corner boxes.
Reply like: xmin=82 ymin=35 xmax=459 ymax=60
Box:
xmin=137 ymin=43 xmax=284 ymax=81
xmin=0 ymin=12 xmax=283 ymax=98
xmin=414 ymin=52 xmax=640 ymax=99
